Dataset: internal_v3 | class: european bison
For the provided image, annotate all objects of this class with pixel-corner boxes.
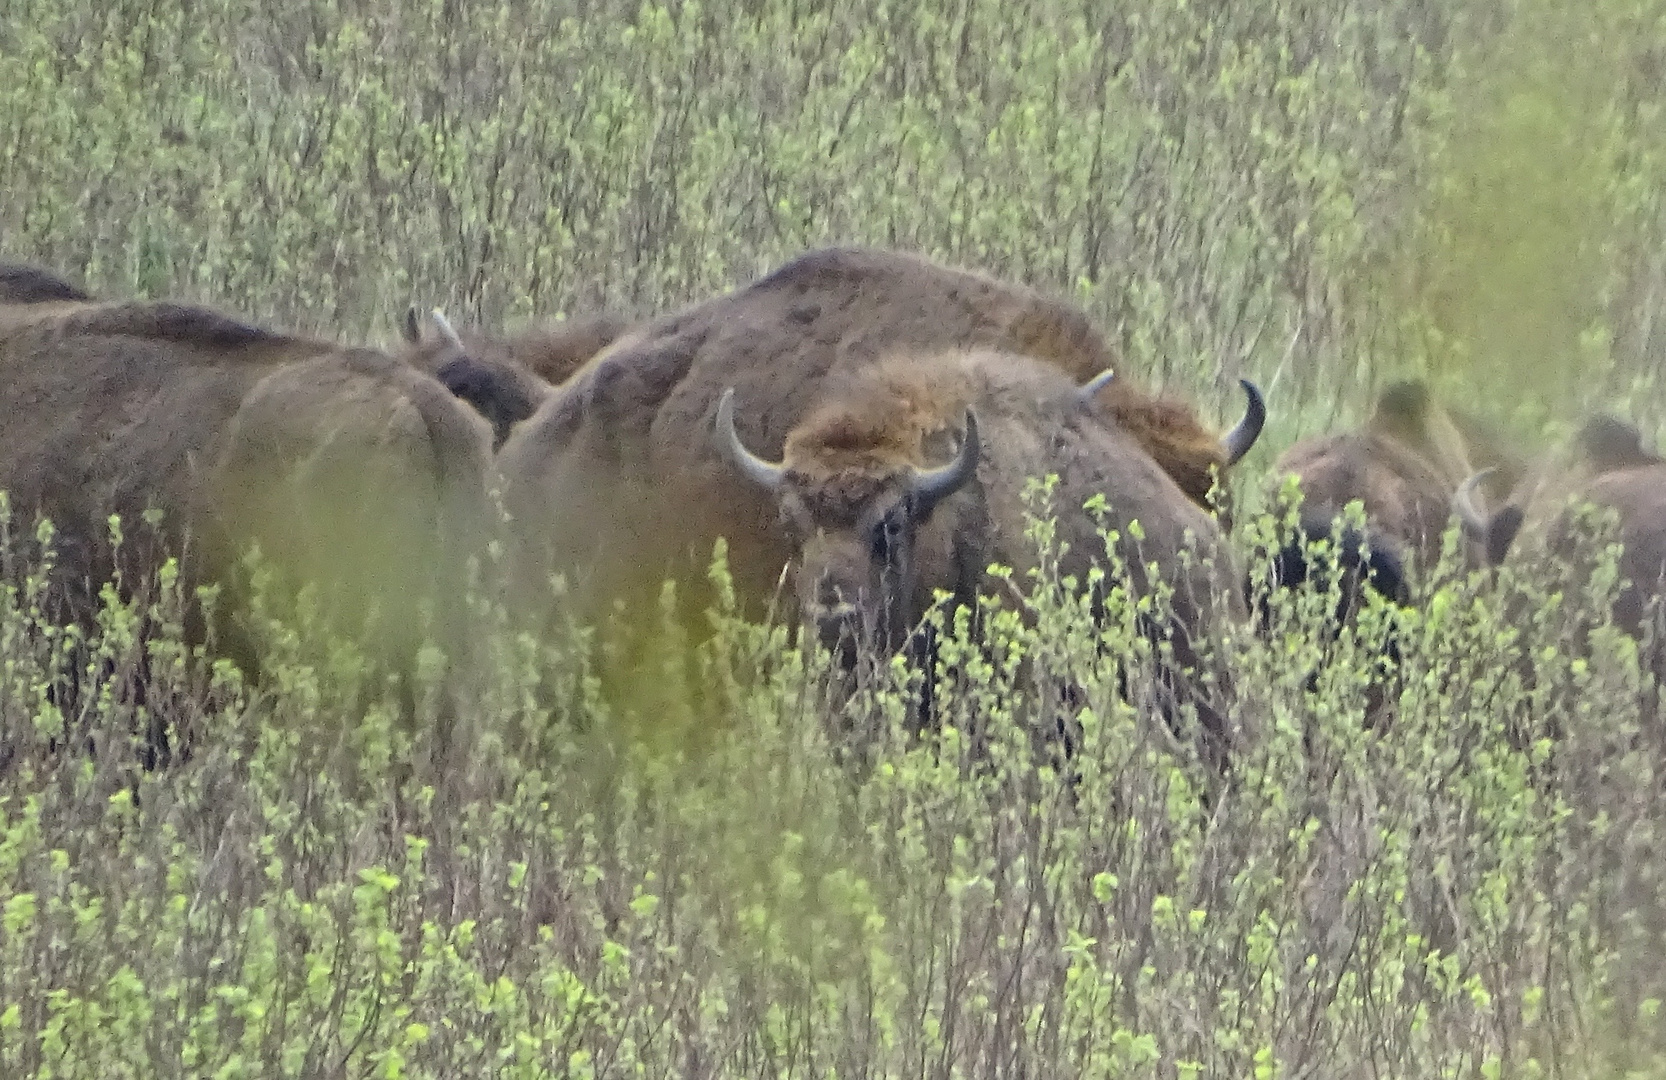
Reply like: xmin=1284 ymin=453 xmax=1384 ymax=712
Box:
xmin=0 ymin=292 xmax=495 ymax=696
xmin=1262 ymin=379 xmax=1526 ymax=612
xmin=497 ymin=246 xmax=1262 ymax=620
xmin=709 ymin=353 xmax=1239 ymax=657
xmin=0 ymin=262 xmax=92 ymax=304
xmin=495 ymin=247 xmax=1255 ymax=755
xmin=1455 ymin=413 xmax=1666 ymax=640
xmin=399 ymin=306 xmax=634 ymax=448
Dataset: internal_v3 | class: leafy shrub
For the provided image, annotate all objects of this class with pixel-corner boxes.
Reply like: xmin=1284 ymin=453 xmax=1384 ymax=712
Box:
xmin=1 ymin=495 xmax=1664 ymax=1077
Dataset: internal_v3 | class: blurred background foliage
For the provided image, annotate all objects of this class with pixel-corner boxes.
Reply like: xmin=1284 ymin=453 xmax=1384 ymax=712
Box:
xmin=4 ymin=0 xmax=1664 ymax=444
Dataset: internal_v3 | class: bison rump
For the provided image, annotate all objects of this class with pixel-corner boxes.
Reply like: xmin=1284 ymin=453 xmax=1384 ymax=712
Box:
xmin=211 ymin=349 xmax=494 ymax=674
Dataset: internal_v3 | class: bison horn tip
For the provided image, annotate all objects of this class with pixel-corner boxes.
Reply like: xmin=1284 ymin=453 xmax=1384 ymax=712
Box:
xmin=1222 ymin=378 xmax=1266 ymax=465
xmin=429 ymin=308 xmax=465 ymax=350
xmin=1076 ymin=368 xmax=1116 ymax=405
xmin=1451 ymin=467 xmax=1497 ymax=538
xmin=716 ymin=388 xmax=788 ymax=492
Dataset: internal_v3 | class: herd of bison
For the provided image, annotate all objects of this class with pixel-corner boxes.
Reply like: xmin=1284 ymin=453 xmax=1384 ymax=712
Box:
xmin=3 ymin=246 xmax=1664 ymax=767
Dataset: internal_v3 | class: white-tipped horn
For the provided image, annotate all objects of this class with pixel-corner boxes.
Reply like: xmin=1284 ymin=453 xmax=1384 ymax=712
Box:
xmin=715 ymin=388 xmax=787 ymax=492
xmin=1452 ymin=467 xmax=1497 ymax=537
xmin=428 ymin=308 xmax=464 ymax=350
xmin=1221 ymin=378 xmax=1266 ymax=465
xmin=1076 ymin=368 xmax=1116 ymax=406
xmin=909 ymin=409 xmax=980 ymax=511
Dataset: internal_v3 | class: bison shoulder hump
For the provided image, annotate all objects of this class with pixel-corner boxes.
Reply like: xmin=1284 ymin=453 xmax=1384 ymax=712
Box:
xmin=0 ymin=263 xmax=92 ymax=304
xmin=53 ymin=301 xmax=292 ymax=352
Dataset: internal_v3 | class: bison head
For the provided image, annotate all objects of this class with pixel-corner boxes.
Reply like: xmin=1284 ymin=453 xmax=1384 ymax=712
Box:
xmin=715 ymin=387 xmax=980 ymax=658
xmin=400 ymin=307 xmax=545 ymax=449
xmin=1453 ymin=413 xmax=1663 ymax=568
xmin=1452 ymin=467 xmax=1525 ymax=566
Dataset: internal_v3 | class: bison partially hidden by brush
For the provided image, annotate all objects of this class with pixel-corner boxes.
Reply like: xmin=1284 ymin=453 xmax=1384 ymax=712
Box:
xmin=495 ymin=246 xmax=1260 ymax=753
xmin=708 ymin=354 xmax=1244 ymax=661
xmin=1455 ymin=414 xmax=1666 ymax=642
xmin=0 ymin=286 xmax=495 ymax=701
xmin=398 ymin=306 xmax=634 ymax=448
xmin=1261 ymin=379 xmax=1525 ymax=614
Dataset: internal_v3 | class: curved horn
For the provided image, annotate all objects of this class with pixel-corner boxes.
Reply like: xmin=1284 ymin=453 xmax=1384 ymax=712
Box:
xmin=401 ymin=305 xmax=422 ymax=344
xmin=715 ymin=388 xmax=787 ymax=492
xmin=428 ymin=308 xmax=465 ymax=351
xmin=909 ymin=409 xmax=980 ymax=510
xmin=1221 ymin=378 xmax=1267 ymax=465
xmin=1076 ymin=368 xmax=1116 ymax=406
xmin=1451 ymin=467 xmax=1496 ymax=538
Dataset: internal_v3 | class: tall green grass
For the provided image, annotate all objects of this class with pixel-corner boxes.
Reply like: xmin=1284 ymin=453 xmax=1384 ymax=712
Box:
xmin=5 ymin=0 xmax=1663 ymax=435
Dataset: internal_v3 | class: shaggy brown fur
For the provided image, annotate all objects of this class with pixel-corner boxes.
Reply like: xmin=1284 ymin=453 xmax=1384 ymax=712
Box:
xmin=1098 ymin=388 xmax=1241 ymax=513
xmin=1271 ymin=379 xmax=1526 ymax=577
xmin=0 ymin=296 xmax=494 ymax=687
xmin=1472 ymin=414 xmax=1666 ymax=638
xmin=0 ymin=263 xmax=91 ymax=304
xmin=504 ymin=247 xmax=1253 ymax=512
xmin=496 ymin=251 xmax=1249 ymax=754
xmin=399 ymin=309 xmax=634 ymax=447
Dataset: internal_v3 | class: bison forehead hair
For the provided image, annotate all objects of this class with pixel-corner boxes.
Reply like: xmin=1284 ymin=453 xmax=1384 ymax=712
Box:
xmin=783 ymin=354 xmax=975 ymax=476
xmin=1100 ymin=386 xmax=1228 ymax=507
xmin=789 ymin=470 xmax=897 ymax=527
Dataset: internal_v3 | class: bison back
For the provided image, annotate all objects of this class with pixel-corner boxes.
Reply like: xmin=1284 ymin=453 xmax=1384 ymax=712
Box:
xmin=498 ymin=247 xmax=1126 ymax=616
xmin=0 ymin=310 xmax=271 ymax=614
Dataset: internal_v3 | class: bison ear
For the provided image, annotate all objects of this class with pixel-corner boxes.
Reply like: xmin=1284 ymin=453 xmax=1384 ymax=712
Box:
xmin=401 ymin=305 xmax=422 ymax=345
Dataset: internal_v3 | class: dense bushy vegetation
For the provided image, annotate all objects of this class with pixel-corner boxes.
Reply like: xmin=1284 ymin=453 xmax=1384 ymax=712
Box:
xmin=6 ymin=0 xmax=1666 ymax=428
xmin=3 ymin=0 xmax=1666 ymax=1075
xmin=2 ymin=497 xmax=1664 ymax=1077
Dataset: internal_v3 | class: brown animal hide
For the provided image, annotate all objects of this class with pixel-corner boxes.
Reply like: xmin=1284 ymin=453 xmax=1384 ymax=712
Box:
xmin=1459 ymin=413 xmax=1666 ymax=638
xmin=498 ymin=246 xmax=1258 ymax=607
xmin=0 ymin=263 xmax=92 ymax=304
xmin=1271 ymin=379 xmax=1526 ymax=579
xmin=399 ymin=307 xmax=634 ymax=447
xmin=0 ymin=295 xmax=494 ymax=688
xmin=495 ymin=249 xmax=1251 ymax=758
